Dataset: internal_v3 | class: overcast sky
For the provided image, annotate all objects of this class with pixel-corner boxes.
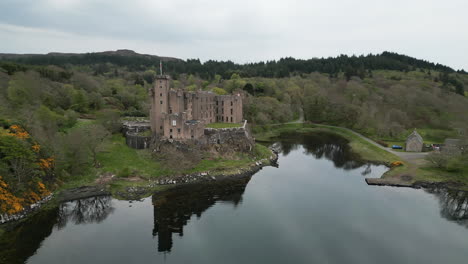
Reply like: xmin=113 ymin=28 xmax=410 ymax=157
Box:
xmin=0 ymin=0 xmax=467 ymax=70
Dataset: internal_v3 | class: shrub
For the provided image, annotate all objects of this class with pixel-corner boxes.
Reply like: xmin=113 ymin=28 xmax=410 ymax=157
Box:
xmin=117 ymin=167 xmax=131 ymax=178
xmin=426 ymin=152 xmax=450 ymax=168
xmin=376 ymin=140 xmax=389 ymax=147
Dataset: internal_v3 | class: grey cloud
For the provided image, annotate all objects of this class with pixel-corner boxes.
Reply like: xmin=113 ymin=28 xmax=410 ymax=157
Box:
xmin=0 ymin=0 xmax=467 ymax=70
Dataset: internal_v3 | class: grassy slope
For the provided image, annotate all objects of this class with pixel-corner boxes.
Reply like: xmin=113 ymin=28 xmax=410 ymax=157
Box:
xmin=58 ymin=128 xmax=272 ymax=194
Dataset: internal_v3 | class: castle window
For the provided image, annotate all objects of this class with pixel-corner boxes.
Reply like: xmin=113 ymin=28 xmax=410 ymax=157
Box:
xmin=170 ymin=135 xmax=173 ymax=139
xmin=172 ymin=120 xmax=177 ymax=126
xmin=160 ymin=126 xmax=163 ymax=130
xmin=160 ymin=93 xmax=162 ymax=97
xmin=160 ymin=86 xmax=162 ymax=89
xmin=169 ymin=109 xmax=172 ymax=114
xmin=177 ymin=128 xmax=181 ymax=133
xmin=231 ymin=116 xmax=233 ymax=122
xmin=170 ymin=128 xmax=173 ymax=133
xmin=231 ymin=101 xmax=233 ymax=106
xmin=230 ymin=109 xmax=233 ymax=115
xmin=160 ymin=100 xmax=163 ymax=104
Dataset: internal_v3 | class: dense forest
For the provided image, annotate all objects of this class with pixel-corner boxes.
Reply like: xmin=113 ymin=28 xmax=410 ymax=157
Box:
xmin=1 ymin=50 xmax=467 ymax=214
xmin=1 ymin=50 xmax=466 ymax=81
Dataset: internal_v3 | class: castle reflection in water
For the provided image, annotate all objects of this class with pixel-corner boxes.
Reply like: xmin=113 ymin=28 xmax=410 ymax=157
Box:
xmin=152 ymin=176 xmax=251 ymax=252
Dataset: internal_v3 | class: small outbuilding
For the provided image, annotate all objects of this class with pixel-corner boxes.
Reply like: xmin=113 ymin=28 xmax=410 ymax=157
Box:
xmin=405 ymin=130 xmax=423 ymax=152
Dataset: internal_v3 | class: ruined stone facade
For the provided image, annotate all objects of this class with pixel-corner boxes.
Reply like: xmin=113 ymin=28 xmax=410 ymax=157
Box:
xmin=149 ymin=75 xmax=243 ymax=140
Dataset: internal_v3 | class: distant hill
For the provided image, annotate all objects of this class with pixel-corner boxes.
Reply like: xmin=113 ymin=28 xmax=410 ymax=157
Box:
xmin=0 ymin=49 xmax=182 ymax=68
xmin=0 ymin=50 xmax=465 ymax=80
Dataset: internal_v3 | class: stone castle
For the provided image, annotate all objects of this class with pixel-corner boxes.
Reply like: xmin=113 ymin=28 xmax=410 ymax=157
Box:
xmin=123 ymin=74 xmax=253 ymax=150
xmin=149 ymin=74 xmax=243 ymax=140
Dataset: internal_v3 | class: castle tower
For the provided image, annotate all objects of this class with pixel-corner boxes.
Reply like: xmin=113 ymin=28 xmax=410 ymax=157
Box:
xmin=150 ymin=75 xmax=170 ymax=136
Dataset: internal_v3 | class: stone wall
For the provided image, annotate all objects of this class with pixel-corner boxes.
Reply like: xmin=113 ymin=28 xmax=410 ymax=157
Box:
xmin=122 ymin=121 xmax=152 ymax=149
xmin=123 ymin=120 xmax=254 ymax=152
xmin=126 ymin=132 xmax=152 ymax=149
xmin=202 ymin=121 xmax=254 ymax=152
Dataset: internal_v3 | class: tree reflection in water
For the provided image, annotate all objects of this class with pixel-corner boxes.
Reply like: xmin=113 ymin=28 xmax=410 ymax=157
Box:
xmin=57 ymin=195 xmax=115 ymax=229
xmin=152 ymin=176 xmax=251 ymax=253
xmin=276 ymin=132 xmax=367 ymax=171
xmin=427 ymin=188 xmax=468 ymax=228
xmin=0 ymin=195 xmax=114 ymax=264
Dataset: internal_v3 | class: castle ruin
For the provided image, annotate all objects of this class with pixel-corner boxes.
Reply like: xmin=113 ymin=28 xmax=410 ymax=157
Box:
xmin=124 ymin=74 xmax=253 ymax=151
xmin=149 ymin=75 xmax=243 ymax=140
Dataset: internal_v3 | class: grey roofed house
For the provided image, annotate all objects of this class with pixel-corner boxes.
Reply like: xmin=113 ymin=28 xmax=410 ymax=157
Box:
xmin=405 ymin=130 xmax=423 ymax=152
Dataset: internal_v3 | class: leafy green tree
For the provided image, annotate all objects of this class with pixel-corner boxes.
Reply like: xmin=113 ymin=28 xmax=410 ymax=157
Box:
xmin=212 ymin=87 xmax=227 ymax=95
xmin=0 ymin=135 xmax=37 ymax=185
xmin=7 ymin=72 xmax=41 ymax=107
xmin=96 ymin=109 xmax=121 ymax=133
xmin=71 ymin=89 xmax=89 ymax=113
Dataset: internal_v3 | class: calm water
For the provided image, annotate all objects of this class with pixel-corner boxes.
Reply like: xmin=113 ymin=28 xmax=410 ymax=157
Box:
xmin=2 ymin=132 xmax=468 ymax=264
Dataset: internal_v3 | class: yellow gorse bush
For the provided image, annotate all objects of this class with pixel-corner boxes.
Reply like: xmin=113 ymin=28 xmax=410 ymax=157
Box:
xmin=0 ymin=176 xmax=24 ymax=214
xmin=9 ymin=125 xmax=30 ymax=139
xmin=38 ymin=157 xmax=54 ymax=170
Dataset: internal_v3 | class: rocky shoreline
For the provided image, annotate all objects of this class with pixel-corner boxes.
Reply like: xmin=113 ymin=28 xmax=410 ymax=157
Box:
xmin=115 ymin=151 xmax=279 ymax=200
xmin=365 ymin=178 xmax=467 ymax=192
xmin=0 ymin=194 xmax=53 ymax=225
xmin=1 ymin=149 xmax=278 ymax=224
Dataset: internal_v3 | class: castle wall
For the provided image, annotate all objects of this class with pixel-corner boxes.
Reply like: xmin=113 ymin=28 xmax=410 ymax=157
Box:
xmin=168 ymin=89 xmax=185 ymax=114
xmin=161 ymin=113 xmax=205 ymax=140
xmin=203 ymin=124 xmax=254 ymax=152
xmin=126 ymin=133 xmax=152 ymax=149
xmin=163 ymin=113 xmax=187 ymax=140
xmin=216 ymin=94 xmax=243 ymax=123
xmin=192 ymin=91 xmax=216 ymax=124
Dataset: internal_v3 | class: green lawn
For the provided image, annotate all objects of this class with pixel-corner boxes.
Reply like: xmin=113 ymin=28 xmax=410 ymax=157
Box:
xmin=97 ymin=134 xmax=172 ymax=178
xmin=206 ymin=122 xmax=243 ymax=129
